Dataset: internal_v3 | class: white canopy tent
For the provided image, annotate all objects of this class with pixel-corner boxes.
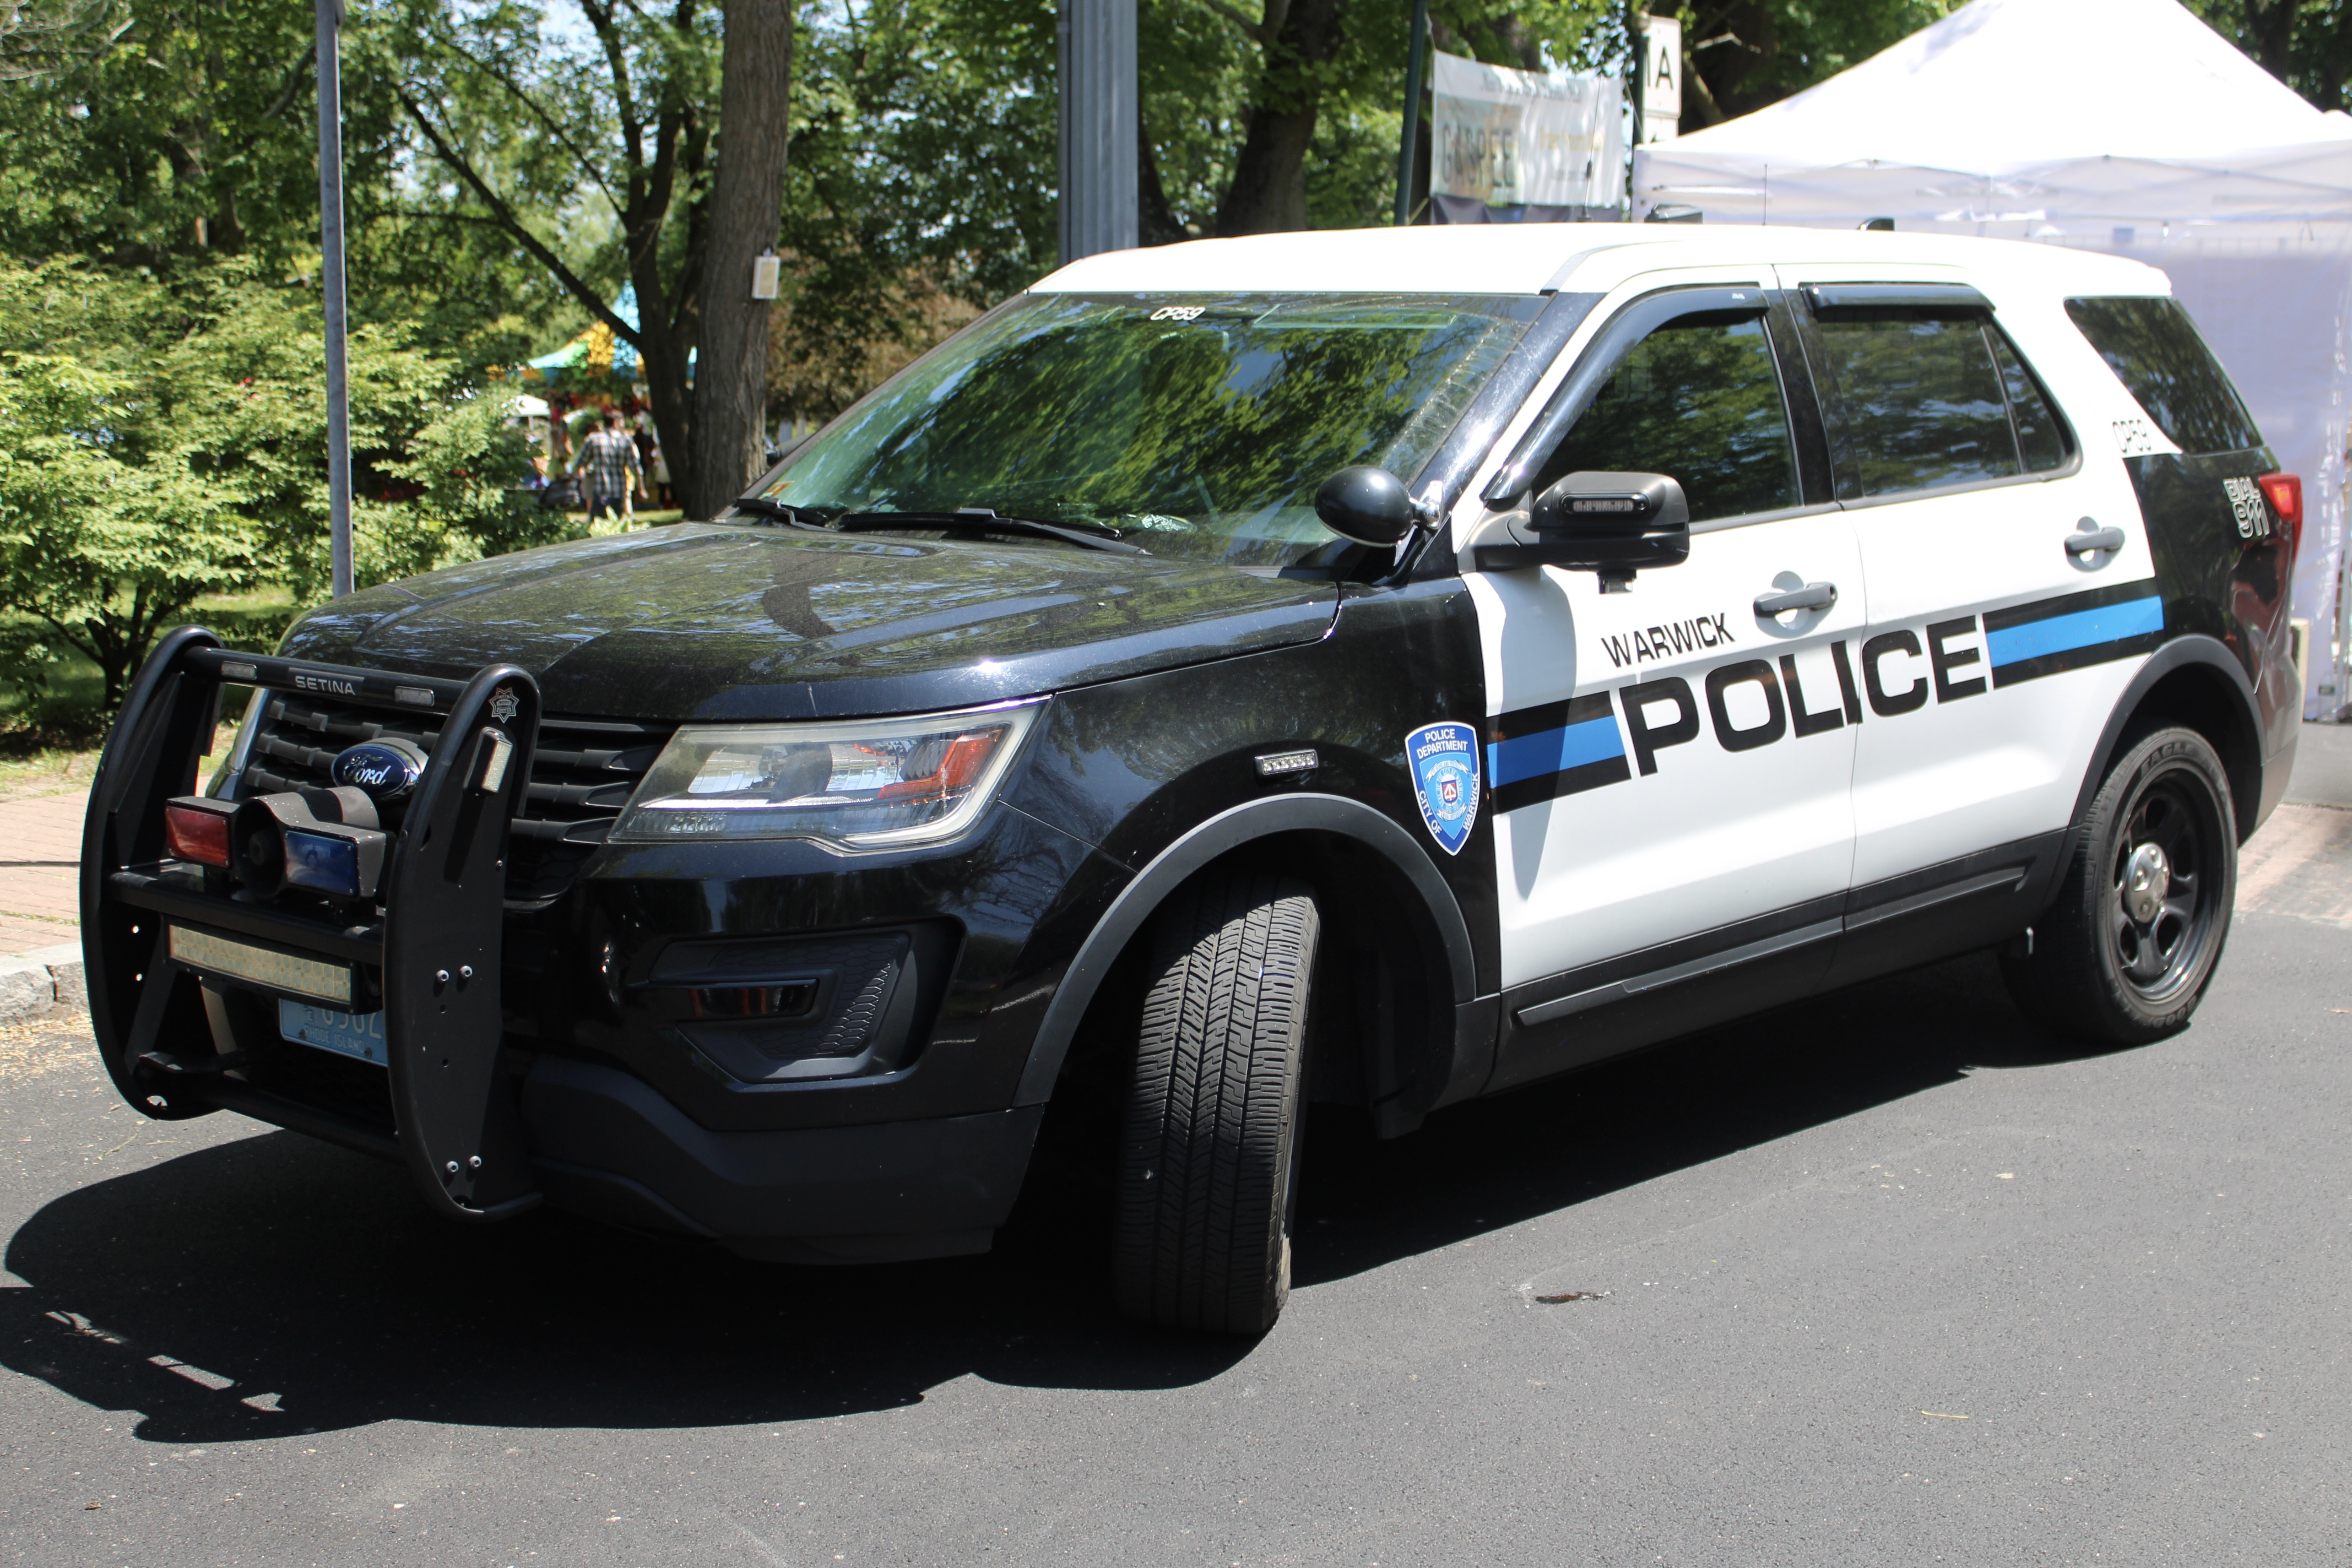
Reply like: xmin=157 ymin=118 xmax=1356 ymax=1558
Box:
xmin=1635 ymin=0 xmax=2352 ymax=717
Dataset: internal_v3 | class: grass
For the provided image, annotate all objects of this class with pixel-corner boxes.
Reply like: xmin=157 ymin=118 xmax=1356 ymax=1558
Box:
xmin=0 ymin=584 xmax=293 ymax=755
xmin=568 ymin=507 xmax=684 ymax=534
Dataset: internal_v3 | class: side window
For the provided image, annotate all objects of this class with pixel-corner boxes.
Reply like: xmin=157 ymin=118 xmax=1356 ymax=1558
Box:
xmin=1988 ymin=330 xmax=2070 ymax=474
xmin=1810 ymin=311 xmax=2057 ymax=497
xmin=2063 ymin=295 xmax=2262 ymax=455
xmin=1533 ymin=310 xmax=1802 ymax=524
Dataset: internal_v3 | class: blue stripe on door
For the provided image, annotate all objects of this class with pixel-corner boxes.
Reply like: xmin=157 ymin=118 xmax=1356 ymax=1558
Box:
xmin=1985 ymin=594 xmax=2163 ymax=669
xmin=1487 ymin=713 xmax=1626 ymax=789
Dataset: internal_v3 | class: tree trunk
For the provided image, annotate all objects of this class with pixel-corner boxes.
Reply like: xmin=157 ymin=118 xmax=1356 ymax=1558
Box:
xmin=1212 ymin=0 xmax=1344 ymax=237
xmin=2243 ymin=0 xmax=2295 ymax=83
xmin=1140 ymin=104 xmax=1187 ymax=244
xmin=686 ymin=0 xmax=794 ymax=521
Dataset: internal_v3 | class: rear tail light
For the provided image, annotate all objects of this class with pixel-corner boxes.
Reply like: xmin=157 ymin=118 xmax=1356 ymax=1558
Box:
xmin=163 ymin=797 xmax=238 ymax=867
xmin=2258 ymin=472 xmax=2303 ymax=559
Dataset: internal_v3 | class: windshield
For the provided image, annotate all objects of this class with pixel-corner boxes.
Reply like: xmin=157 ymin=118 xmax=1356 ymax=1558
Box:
xmin=751 ymin=291 xmax=1541 ymax=567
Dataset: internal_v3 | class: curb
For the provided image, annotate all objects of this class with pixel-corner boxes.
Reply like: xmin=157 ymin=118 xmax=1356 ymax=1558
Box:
xmin=0 ymin=940 xmax=87 ymax=1027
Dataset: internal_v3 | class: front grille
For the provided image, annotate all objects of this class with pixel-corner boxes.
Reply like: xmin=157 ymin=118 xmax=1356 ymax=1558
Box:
xmin=238 ymin=693 xmax=674 ymax=902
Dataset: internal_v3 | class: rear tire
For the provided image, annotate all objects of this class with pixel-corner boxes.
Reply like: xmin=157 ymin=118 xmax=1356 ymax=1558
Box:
xmin=2001 ymin=726 xmax=2236 ymax=1044
xmin=1115 ymin=872 xmax=1318 ymax=1335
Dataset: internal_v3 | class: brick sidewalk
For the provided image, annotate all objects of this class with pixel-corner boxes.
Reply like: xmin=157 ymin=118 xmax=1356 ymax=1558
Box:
xmin=0 ymin=789 xmax=84 ymax=958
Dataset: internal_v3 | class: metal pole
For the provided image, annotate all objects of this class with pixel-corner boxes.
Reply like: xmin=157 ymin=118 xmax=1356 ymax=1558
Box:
xmin=315 ymin=0 xmax=354 ymax=599
xmin=1626 ymin=2 xmax=1645 ymax=150
xmin=1394 ymin=0 xmax=1427 ymax=227
xmin=1057 ymin=0 xmax=1138 ymax=264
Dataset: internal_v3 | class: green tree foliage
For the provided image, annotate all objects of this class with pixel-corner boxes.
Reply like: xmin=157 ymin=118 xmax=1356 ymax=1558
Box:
xmin=0 ymin=258 xmax=545 ymax=711
xmin=0 ymin=349 xmax=250 ymax=711
xmin=0 ymin=0 xmax=578 ymax=357
xmin=2187 ymin=0 xmax=2352 ymax=112
xmin=764 ymin=1 xmax=1056 ymax=427
xmin=1143 ymin=1 xmax=1614 ymax=236
xmin=1671 ymin=1 xmax=1957 ymax=126
xmin=384 ymin=0 xmax=721 ymax=493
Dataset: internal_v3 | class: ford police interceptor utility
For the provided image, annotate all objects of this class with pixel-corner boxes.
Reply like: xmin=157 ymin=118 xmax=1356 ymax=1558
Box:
xmin=82 ymin=226 xmax=2299 ymax=1334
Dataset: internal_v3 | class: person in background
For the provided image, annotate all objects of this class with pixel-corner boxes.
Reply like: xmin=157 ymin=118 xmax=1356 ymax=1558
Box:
xmin=574 ymin=408 xmax=643 ymax=527
xmin=636 ymin=411 xmax=671 ymax=509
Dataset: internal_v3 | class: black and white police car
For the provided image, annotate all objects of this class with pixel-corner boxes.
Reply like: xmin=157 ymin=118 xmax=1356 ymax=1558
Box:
xmin=84 ymin=225 xmax=2299 ymax=1334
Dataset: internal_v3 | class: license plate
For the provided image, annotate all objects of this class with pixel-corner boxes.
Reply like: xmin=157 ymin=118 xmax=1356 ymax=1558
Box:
xmin=278 ymin=998 xmax=388 ymax=1066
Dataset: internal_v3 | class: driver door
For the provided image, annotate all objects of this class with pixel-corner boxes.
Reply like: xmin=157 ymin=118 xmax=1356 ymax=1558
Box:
xmin=1466 ymin=286 xmax=1865 ymax=1088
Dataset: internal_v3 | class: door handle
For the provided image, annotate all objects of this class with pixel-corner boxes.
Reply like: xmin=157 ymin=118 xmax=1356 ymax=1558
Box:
xmin=1753 ymin=581 xmax=1837 ymax=617
xmin=2067 ymin=523 xmax=2127 ymax=556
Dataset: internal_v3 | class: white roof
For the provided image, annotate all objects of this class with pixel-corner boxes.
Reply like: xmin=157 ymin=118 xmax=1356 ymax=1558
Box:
xmin=1665 ymin=0 xmax=2349 ymax=171
xmin=1034 ymin=222 xmax=2170 ymax=299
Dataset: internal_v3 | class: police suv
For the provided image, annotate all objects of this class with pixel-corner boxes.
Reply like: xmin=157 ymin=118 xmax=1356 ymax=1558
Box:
xmin=84 ymin=226 xmax=2299 ymax=1334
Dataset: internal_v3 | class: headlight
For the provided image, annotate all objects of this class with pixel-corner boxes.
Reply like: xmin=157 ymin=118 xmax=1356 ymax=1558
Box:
xmin=612 ymin=700 xmax=1041 ymax=850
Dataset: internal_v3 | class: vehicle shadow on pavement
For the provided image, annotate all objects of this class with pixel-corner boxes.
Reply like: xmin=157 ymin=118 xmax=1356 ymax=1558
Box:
xmin=1293 ymin=949 xmax=2145 ymax=1286
xmin=0 ymin=952 xmax=2135 ymax=1443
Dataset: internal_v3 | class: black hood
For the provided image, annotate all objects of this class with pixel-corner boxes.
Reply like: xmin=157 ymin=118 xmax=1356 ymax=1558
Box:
xmin=275 ymin=523 xmax=1339 ymax=721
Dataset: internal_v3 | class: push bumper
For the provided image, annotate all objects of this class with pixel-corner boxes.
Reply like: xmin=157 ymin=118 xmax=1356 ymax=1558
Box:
xmin=85 ymin=628 xmax=1048 ymax=1261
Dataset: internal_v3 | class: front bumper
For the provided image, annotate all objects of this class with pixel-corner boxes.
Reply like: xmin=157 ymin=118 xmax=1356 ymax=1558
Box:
xmin=83 ymin=631 xmax=1090 ymax=1261
xmin=524 ymin=1058 xmax=1043 ymax=1262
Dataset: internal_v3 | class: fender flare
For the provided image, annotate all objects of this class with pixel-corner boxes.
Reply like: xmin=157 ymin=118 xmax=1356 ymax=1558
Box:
xmin=2070 ymin=634 xmax=2263 ymax=843
xmin=1012 ymin=792 xmax=1477 ymax=1106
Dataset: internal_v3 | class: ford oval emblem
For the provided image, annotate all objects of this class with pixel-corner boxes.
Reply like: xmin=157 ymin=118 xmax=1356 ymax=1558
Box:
xmin=331 ymin=737 xmax=429 ymax=802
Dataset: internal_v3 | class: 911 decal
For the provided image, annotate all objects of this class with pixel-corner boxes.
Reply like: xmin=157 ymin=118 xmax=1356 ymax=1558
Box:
xmin=1486 ymin=581 xmax=2163 ymax=813
xmin=2221 ymin=476 xmax=2272 ymax=539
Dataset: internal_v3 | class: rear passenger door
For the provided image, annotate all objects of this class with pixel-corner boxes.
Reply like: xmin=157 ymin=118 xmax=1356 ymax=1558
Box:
xmin=1777 ymin=268 xmax=2157 ymax=979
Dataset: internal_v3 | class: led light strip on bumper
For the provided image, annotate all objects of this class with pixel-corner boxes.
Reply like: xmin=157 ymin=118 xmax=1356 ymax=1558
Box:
xmin=168 ymin=925 xmax=357 ymax=1008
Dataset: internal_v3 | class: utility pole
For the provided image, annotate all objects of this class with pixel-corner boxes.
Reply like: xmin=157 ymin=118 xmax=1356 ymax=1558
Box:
xmin=314 ymin=0 xmax=353 ymax=598
xmin=1394 ymin=0 xmax=1428 ymax=227
xmin=1058 ymin=0 xmax=1138 ymax=263
xmin=1626 ymin=0 xmax=1645 ymax=151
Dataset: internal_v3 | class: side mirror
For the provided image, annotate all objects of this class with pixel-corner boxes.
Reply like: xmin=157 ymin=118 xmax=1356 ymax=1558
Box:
xmin=1313 ymin=466 xmax=1417 ymax=547
xmin=1521 ymin=471 xmax=1690 ymax=587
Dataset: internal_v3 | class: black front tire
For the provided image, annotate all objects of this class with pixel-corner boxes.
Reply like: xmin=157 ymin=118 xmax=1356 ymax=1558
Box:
xmin=1115 ymin=872 xmax=1318 ymax=1335
xmin=2001 ymin=726 xmax=2236 ymax=1044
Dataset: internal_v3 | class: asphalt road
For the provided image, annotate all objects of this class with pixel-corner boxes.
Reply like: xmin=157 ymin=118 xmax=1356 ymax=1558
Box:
xmin=3 ymin=748 xmax=2348 ymax=1565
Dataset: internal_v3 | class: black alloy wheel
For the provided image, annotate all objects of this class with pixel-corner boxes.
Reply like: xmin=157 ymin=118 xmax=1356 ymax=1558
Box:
xmin=2001 ymin=726 xmax=2237 ymax=1044
xmin=1114 ymin=871 xmax=1318 ymax=1335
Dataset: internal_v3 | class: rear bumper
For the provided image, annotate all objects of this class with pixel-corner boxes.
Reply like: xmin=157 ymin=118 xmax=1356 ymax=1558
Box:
xmin=521 ymin=1056 xmax=1044 ymax=1263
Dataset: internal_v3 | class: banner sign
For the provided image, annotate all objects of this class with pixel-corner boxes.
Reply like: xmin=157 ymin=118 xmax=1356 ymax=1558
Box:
xmin=1430 ymin=51 xmax=1625 ymax=214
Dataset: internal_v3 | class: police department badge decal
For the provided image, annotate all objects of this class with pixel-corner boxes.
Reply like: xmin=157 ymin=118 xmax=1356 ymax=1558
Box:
xmin=488 ymin=685 xmax=521 ymax=724
xmin=1404 ymin=721 xmax=1480 ymax=856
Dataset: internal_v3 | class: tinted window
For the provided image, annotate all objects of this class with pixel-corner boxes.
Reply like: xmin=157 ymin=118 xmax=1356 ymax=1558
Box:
xmin=1810 ymin=313 xmax=2022 ymax=495
xmin=2065 ymin=295 xmax=2261 ymax=455
xmin=1535 ymin=312 xmax=1800 ymax=523
xmin=1989 ymin=330 xmax=2069 ymax=473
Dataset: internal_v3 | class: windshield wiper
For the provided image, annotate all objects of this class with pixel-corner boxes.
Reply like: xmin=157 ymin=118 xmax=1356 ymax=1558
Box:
xmin=834 ymin=508 xmax=1147 ymax=555
xmin=725 ymin=495 xmax=829 ymax=529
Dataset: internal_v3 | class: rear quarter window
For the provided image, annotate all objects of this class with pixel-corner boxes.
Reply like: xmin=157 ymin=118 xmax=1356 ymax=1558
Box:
xmin=1805 ymin=311 xmax=2073 ymax=498
xmin=2063 ymin=296 xmax=2262 ymax=456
